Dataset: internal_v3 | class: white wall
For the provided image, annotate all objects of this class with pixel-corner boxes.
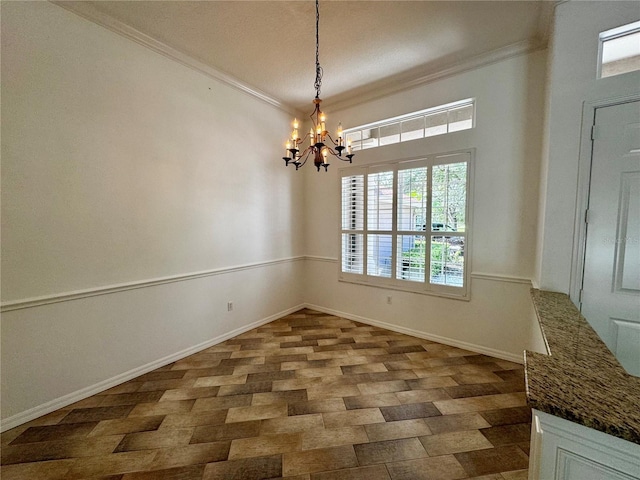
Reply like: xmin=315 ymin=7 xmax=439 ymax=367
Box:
xmin=538 ymin=0 xmax=640 ymax=293
xmin=304 ymin=50 xmax=547 ymax=360
xmin=0 ymin=1 xmax=564 ymax=431
xmin=1 ymin=2 xmax=304 ymax=428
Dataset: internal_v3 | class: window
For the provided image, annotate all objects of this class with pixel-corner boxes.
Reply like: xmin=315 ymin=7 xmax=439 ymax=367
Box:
xmin=340 ymin=151 xmax=472 ymax=298
xmin=344 ymin=99 xmax=474 ymax=152
xmin=599 ymin=21 xmax=640 ymax=79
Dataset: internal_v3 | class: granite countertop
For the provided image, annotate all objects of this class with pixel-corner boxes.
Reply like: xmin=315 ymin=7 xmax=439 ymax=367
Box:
xmin=525 ymin=289 xmax=640 ymax=444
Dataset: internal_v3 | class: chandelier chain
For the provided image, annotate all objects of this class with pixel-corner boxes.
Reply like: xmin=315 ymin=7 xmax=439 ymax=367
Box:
xmin=314 ymin=0 xmax=323 ymax=99
xmin=281 ymin=0 xmax=354 ymax=171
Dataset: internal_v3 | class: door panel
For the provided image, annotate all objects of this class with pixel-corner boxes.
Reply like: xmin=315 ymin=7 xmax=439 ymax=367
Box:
xmin=582 ymin=100 xmax=640 ymax=377
xmin=611 ymin=318 xmax=640 ymax=376
xmin=615 ymin=172 xmax=640 ymax=292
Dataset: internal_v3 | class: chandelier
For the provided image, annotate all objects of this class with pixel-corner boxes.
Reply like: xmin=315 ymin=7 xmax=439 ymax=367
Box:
xmin=282 ymin=0 xmax=354 ymax=172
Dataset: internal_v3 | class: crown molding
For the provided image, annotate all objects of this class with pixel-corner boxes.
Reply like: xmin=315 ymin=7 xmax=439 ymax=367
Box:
xmin=51 ymin=0 xmax=552 ymax=120
xmin=50 ymin=1 xmax=303 ymax=118
xmin=325 ymin=37 xmax=547 ymax=113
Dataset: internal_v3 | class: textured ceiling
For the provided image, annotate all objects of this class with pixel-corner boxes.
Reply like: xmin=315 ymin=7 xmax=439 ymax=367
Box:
xmin=56 ymin=1 xmax=552 ymax=112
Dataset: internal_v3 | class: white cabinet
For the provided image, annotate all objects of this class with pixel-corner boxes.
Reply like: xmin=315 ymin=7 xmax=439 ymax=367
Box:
xmin=529 ymin=410 xmax=640 ymax=480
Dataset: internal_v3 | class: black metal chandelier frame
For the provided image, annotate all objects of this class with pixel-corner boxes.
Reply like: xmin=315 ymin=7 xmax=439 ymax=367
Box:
xmin=282 ymin=0 xmax=354 ymax=171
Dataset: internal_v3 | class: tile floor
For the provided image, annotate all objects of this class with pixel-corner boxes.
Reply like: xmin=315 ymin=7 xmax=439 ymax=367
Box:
xmin=1 ymin=309 xmax=532 ymax=480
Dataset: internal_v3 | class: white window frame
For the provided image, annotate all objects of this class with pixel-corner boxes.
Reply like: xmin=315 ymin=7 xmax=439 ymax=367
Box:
xmin=343 ymin=99 xmax=475 ymax=152
xmin=339 ymin=149 xmax=474 ymax=300
xmin=597 ymin=20 xmax=640 ymax=79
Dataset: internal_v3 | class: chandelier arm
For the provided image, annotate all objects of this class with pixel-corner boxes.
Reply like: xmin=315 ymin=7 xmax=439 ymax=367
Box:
xmin=324 ymin=133 xmax=342 ymax=146
xmin=297 ymin=145 xmax=311 ymax=159
xmin=325 ymin=147 xmax=346 ymax=159
xmin=298 ymin=132 xmax=311 ymax=144
xmin=298 ymin=149 xmax=313 ymax=168
xmin=309 ymin=95 xmax=322 ymax=128
xmin=322 ymin=144 xmax=354 ymax=163
xmin=324 ymin=134 xmax=346 ymax=155
xmin=324 ymin=147 xmax=338 ymax=156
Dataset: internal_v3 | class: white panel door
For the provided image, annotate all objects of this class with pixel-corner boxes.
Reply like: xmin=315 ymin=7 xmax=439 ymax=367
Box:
xmin=582 ymin=100 xmax=640 ymax=377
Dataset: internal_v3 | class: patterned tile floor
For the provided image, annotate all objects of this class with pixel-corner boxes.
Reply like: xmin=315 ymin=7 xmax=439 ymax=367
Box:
xmin=1 ymin=309 xmax=532 ymax=480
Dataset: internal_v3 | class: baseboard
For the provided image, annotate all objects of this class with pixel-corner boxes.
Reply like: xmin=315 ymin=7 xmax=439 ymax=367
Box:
xmin=304 ymin=303 xmax=524 ymax=365
xmin=0 ymin=304 xmax=304 ymax=432
xmin=1 ymin=301 xmax=522 ymax=431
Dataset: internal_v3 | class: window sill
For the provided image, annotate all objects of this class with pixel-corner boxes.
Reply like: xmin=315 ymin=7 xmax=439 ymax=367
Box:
xmin=338 ymin=275 xmax=470 ymax=301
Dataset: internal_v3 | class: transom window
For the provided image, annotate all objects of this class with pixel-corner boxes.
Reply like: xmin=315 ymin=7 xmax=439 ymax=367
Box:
xmin=340 ymin=151 xmax=472 ymax=298
xmin=599 ymin=21 xmax=640 ymax=79
xmin=344 ymin=99 xmax=474 ymax=152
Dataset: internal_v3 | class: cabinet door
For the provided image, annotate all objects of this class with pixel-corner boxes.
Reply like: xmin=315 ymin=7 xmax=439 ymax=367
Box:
xmin=554 ymin=449 xmax=638 ymax=480
xmin=530 ymin=410 xmax=640 ymax=480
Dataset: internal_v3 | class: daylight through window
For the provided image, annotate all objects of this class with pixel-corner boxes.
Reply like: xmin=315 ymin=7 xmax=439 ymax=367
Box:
xmin=599 ymin=21 xmax=640 ymax=78
xmin=340 ymin=151 xmax=472 ymax=298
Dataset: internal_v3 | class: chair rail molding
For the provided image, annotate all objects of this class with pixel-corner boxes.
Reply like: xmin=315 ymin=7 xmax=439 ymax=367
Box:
xmin=1 ymin=256 xmax=305 ymax=312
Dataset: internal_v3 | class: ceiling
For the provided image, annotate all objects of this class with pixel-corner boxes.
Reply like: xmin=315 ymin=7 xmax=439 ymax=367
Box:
xmin=56 ymin=1 xmax=554 ymax=112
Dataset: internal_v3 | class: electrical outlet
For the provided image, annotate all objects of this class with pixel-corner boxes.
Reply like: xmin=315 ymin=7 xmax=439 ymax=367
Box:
xmin=386 ymin=296 xmax=392 ymax=305
xmin=227 ymin=302 xmax=233 ymax=312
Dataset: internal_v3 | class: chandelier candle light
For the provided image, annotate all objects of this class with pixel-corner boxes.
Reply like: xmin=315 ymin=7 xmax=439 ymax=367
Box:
xmin=282 ymin=0 xmax=354 ymax=171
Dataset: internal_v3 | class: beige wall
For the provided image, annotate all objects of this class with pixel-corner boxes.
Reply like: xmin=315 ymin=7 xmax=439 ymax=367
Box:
xmin=2 ymin=1 xmax=304 ymax=301
xmin=304 ymin=50 xmax=547 ymax=359
xmin=1 ymin=0 xmax=556 ymax=431
xmin=538 ymin=0 xmax=640 ymax=293
xmin=1 ymin=1 xmax=305 ymax=428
